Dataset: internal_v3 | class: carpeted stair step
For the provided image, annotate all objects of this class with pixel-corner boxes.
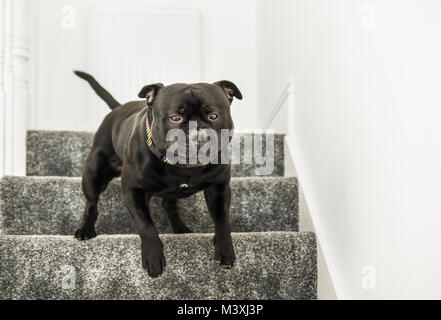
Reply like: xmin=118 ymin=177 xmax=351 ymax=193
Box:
xmin=0 ymin=232 xmax=317 ymax=300
xmin=0 ymin=176 xmax=298 ymax=235
xmin=26 ymin=130 xmax=284 ymax=177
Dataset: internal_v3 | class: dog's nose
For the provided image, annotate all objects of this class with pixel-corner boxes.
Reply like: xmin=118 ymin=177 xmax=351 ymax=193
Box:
xmin=189 ymin=130 xmax=209 ymax=143
xmin=198 ymin=131 xmax=209 ymax=142
xmin=189 ymin=131 xmax=198 ymax=143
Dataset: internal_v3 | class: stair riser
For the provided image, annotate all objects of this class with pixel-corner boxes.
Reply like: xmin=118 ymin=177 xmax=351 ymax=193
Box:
xmin=26 ymin=131 xmax=284 ymax=177
xmin=0 ymin=177 xmax=298 ymax=235
xmin=0 ymin=232 xmax=317 ymax=300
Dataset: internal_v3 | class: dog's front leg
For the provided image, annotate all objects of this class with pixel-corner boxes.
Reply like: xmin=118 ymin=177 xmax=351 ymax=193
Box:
xmin=204 ymin=182 xmax=235 ymax=269
xmin=123 ymin=188 xmax=166 ymax=277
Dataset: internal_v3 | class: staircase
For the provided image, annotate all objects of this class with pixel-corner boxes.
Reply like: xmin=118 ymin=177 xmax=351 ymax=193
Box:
xmin=0 ymin=130 xmax=317 ymax=300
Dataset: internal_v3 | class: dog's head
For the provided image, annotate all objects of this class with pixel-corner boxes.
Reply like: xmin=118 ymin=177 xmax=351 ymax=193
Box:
xmin=138 ymin=81 xmax=242 ymax=167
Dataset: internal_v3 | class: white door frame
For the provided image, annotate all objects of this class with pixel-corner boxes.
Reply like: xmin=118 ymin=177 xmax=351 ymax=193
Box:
xmin=0 ymin=0 xmax=30 ymax=176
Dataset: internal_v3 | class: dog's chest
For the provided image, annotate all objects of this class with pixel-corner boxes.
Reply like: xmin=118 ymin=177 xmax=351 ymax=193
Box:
xmin=160 ymin=176 xmax=210 ymax=198
xmin=174 ymin=183 xmax=195 ymax=196
xmin=151 ymin=165 xmax=222 ymax=197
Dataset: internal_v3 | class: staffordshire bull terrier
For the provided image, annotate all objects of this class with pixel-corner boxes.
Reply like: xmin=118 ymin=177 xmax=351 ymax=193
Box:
xmin=73 ymin=71 xmax=242 ymax=277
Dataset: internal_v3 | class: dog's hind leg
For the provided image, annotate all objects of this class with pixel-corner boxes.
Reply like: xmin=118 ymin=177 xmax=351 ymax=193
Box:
xmin=75 ymin=150 xmax=118 ymax=240
xmin=161 ymin=198 xmax=192 ymax=234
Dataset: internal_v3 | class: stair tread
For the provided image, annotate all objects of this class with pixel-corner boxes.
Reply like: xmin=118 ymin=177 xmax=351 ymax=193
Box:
xmin=0 ymin=176 xmax=299 ymax=235
xmin=0 ymin=231 xmax=317 ymax=300
xmin=26 ymin=130 xmax=285 ymax=177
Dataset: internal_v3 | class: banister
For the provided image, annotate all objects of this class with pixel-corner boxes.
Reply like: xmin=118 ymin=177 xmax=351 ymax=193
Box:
xmin=264 ymin=78 xmax=295 ymax=131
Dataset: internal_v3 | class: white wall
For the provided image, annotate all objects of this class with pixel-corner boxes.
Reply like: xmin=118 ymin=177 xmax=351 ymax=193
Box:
xmin=30 ymin=0 xmax=258 ymax=131
xmin=258 ymin=0 xmax=441 ymax=299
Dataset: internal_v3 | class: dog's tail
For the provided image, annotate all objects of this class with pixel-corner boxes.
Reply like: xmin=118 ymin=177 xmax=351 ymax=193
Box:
xmin=73 ymin=71 xmax=121 ymax=110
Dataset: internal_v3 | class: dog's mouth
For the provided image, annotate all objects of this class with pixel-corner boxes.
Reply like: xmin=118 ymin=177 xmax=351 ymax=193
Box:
xmin=154 ymin=123 xmax=233 ymax=167
xmin=161 ymin=134 xmax=225 ymax=167
xmin=174 ymin=162 xmax=207 ymax=169
xmin=173 ymin=142 xmax=221 ymax=166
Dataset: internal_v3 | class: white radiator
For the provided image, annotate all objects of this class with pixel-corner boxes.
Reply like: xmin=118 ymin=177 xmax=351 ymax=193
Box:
xmin=85 ymin=7 xmax=201 ymax=130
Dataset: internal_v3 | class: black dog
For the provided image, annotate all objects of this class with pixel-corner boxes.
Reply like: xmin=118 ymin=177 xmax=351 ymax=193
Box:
xmin=73 ymin=71 xmax=242 ymax=277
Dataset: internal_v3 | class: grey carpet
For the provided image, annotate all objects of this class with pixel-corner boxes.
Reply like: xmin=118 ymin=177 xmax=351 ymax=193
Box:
xmin=0 ymin=232 xmax=317 ymax=300
xmin=0 ymin=176 xmax=298 ymax=235
xmin=0 ymin=129 xmax=318 ymax=300
xmin=26 ymin=130 xmax=285 ymax=177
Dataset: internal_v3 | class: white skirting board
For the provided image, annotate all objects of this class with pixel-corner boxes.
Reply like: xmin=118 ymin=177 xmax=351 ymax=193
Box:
xmin=285 ymin=137 xmax=338 ymax=300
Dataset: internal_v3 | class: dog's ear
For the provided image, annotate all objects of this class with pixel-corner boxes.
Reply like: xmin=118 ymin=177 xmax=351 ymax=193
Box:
xmin=214 ymin=81 xmax=243 ymax=105
xmin=138 ymin=83 xmax=164 ymax=106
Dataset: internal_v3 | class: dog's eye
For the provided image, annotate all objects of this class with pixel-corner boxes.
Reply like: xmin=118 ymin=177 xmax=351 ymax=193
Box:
xmin=170 ymin=115 xmax=183 ymax=123
xmin=208 ymin=113 xmax=219 ymax=121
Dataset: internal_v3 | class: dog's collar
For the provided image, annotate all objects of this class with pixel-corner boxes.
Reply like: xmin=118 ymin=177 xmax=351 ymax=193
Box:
xmin=145 ymin=112 xmax=174 ymax=165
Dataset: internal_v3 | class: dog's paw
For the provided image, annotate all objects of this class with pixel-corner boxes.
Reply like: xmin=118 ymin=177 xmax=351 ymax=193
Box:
xmin=214 ymin=240 xmax=235 ymax=269
xmin=141 ymin=239 xmax=166 ymax=278
xmin=74 ymin=227 xmax=97 ymax=240
xmin=143 ymin=254 xmax=166 ymax=278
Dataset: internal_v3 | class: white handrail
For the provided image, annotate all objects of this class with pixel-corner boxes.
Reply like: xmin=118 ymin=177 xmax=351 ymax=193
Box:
xmin=264 ymin=78 xmax=295 ymax=132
